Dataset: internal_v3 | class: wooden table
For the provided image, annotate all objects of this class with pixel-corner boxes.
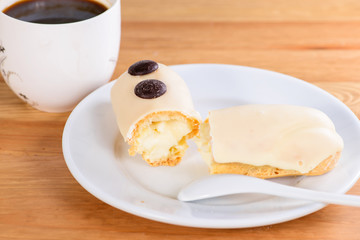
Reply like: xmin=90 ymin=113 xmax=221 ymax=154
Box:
xmin=1 ymin=0 xmax=360 ymax=239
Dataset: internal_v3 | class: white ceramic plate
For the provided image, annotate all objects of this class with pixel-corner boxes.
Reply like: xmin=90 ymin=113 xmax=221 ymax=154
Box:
xmin=62 ymin=64 xmax=360 ymax=228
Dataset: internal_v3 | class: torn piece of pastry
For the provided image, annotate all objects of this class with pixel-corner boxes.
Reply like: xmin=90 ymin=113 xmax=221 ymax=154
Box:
xmin=195 ymin=104 xmax=344 ymax=178
xmin=111 ymin=60 xmax=201 ymax=166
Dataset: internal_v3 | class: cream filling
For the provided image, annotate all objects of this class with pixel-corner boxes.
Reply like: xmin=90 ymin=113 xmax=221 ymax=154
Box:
xmin=202 ymin=105 xmax=344 ymax=173
xmin=126 ymin=111 xmax=199 ymax=141
xmin=136 ymin=120 xmax=192 ymax=162
xmin=195 ymin=120 xmax=213 ymax=166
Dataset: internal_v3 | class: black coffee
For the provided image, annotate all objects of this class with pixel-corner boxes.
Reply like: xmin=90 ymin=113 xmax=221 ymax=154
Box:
xmin=3 ymin=0 xmax=108 ymax=24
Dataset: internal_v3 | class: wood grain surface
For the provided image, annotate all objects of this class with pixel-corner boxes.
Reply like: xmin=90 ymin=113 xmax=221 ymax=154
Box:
xmin=1 ymin=0 xmax=360 ymax=239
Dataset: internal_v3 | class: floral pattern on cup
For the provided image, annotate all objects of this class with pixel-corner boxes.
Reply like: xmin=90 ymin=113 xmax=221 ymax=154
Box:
xmin=0 ymin=41 xmax=38 ymax=107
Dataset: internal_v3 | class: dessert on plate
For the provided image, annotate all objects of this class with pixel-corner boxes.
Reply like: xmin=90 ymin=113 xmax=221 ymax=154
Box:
xmin=195 ymin=104 xmax=344 ymax=178
xmin=111 ymin=60 xmax=201 ymax=166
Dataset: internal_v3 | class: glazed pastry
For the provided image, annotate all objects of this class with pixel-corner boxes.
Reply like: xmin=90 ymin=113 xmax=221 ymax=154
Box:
xmin=195 ymin=104 xmax=344 ymax=178
xmin=111 ymin=60 xmax=201 ymax=166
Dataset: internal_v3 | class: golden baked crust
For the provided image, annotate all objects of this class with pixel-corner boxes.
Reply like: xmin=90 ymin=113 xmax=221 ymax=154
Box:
xmin=209 ymin=152 xmax=341 ymax=178
xmin=196 ymin=119 xmax=341 ymax=178
xmin=127 ymin=111 xmax=200 ymax=167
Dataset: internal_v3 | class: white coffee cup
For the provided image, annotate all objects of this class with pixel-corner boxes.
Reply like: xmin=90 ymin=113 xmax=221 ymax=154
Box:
xmin=0 ymin=0 xmax=121 ymax=112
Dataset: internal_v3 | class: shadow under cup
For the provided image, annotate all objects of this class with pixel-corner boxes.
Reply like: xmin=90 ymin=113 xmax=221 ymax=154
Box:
xmin=0 ymin=0 xmax=121 ymax=112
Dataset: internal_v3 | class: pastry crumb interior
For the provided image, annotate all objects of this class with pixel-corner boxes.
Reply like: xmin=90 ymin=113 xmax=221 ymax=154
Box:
xmin=135 ymin=119 xmax=192 ymax=163
xmin=194 ymin=119 xmax=213 ymax=166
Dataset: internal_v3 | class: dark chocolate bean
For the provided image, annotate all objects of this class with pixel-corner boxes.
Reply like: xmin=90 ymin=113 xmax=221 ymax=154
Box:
xmin=128 ymin=60 xmax=159 ymax=76
xmin=134 ymin=79 xmax=167 ymax=99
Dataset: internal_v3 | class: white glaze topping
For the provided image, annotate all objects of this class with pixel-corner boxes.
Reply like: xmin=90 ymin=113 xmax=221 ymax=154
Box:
xmin=208 ymin=105 xmax=344 ymax=173
xmin=111 ymin=63 xmax=200 ymax=141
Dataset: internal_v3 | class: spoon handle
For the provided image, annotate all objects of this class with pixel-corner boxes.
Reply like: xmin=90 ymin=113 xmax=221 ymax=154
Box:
xmin=263 ymin=182 xmax=360 ymax=207
xmin=178 ymin=175 xmax=360 ymax=207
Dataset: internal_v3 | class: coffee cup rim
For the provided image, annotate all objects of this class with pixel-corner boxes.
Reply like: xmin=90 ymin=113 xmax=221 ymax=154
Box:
xmin=0 ymin=0 xmax=120 ymax=26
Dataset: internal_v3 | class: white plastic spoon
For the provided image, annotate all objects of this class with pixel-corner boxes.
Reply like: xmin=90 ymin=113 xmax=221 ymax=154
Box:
xmin=178 ymin=174 xmax=360 ymax=207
